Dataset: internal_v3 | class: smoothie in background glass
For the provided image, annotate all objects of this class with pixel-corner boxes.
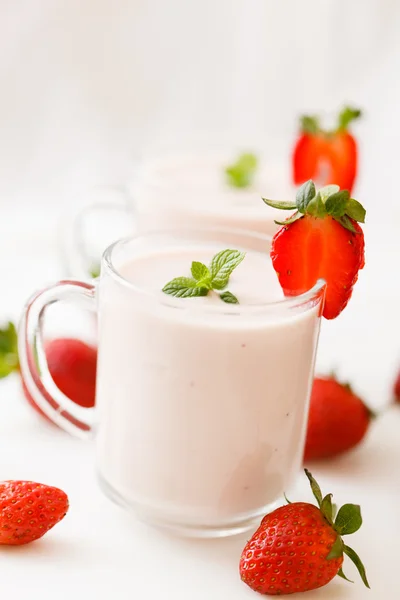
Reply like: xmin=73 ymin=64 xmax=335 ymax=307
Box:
xmin=130 ymin=145 xmax=295 ymax=237
xmin=61 ymin=137 xmax=295 ymax=279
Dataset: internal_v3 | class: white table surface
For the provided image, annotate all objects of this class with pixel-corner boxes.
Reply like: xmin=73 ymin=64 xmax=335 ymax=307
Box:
xmin=0 ymin=205 xmax=399 ymax=599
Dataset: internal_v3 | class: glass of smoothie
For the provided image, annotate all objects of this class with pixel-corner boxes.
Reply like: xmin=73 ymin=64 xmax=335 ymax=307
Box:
xmin=61 ymin=137 xmax=295 ymax=279
xmin=130 ymin=145 xmax=295 ymax=235
xmin=19 ymin=227 xmax=325 ymax=537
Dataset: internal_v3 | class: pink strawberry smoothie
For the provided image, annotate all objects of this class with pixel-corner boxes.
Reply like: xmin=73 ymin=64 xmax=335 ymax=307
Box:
xmin=95 ymin=236 xmax=323 ymax=535
xmin=131 ymin=154 xmax=295 ymax=236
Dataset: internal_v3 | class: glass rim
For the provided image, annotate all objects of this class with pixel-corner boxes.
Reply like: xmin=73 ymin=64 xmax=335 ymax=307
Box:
xmin=102 ymin=227 xmax=326 ymax=314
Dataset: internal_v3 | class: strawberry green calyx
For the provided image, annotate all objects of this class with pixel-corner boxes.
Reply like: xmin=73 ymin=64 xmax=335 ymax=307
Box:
xmin=304 ymin=469 xmax=370 ymax=589
xmin=299 ymin=105 xmax=362 ymax=135
xmin=337 ymin=106 xmax=362 ymax=132
xmin=300 ymin=115 xmax=320 ymax=135
xmin=262 ymin=179 xmax=366 ymax=233
xmin=0 ymin=322 xmax=19 ymax=378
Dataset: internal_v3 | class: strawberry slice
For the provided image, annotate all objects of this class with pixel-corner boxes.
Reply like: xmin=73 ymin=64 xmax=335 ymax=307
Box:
xmin=293 ymin=106 xmax=361 ymax=194
xmin=263 ymin=180 xmax=366 ymax=320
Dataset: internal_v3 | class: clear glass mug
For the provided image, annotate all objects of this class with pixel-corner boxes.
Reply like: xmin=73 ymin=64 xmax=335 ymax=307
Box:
xmin=61 ymin=136 xmax=294 ymax=280
xmin=18 ymin=227 xmax=325 ymax=537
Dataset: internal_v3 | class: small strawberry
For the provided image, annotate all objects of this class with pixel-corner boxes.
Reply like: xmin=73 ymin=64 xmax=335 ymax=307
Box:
xmin=0 ymin=322 xmax=96 ymax=421
xmin=304 ymin=376 xmax=373 ymax=461
xmin=239 ymin=469 xmax=369 ymax=596
xmin=0 ymin=480 xmax=68 ymax=545
xmin=262 ymin=180 xmax=366 ymax=319
xmin=293 ymin=106 xmax=361 ymax=194
xmin=394 ymin=369 xmax=400 ymax=403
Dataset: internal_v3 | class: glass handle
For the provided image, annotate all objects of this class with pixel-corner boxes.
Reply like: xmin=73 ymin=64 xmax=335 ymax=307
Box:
xmin=61 ymin=186 xmax=137 ymax=280
xmin=18 ymin=280 xmax=96 ymax=439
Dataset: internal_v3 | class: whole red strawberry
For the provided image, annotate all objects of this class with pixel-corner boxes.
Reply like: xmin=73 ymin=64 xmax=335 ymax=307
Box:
xmin=293 ymin=106 xmax=361 ymax=194
xmin=394 ymin=369 xmax=400 ymax=403
xmin=304 ymin=377 xmax=372 ymax=461
xmin=0 ymin=322 xmax=96 ymax=421
xmin=0 ymin=480 xmax=69 ymax=545
xmin=263 ymin=180 xmax=366 ymax=319
xmin=240 ymin=469 xmax=369 ymax=596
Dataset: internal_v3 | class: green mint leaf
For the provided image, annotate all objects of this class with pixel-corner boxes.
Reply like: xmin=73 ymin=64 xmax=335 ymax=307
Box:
xmin=334 ymin=504 xmax=362 ymax=535
xmin=300 ymin=115 xmax=320 ymax=135
xmin=304 ymin=469 xmax=323 ymax=508
xmin=225 ymin=153 xmax=258 ymax=189
xmin=0 ymin=321 xmax=19 ymax=378
xmin=89 ymin=262 xmax=101 ymax=279
xmin=343 ymin=545 xmax=370 ymax=588
xmin=321 ymin=493 xmax=334 ymax=525
xmin=219 ymin=290 xmax=239 ymax=304
xmin=327 ymin=535 xmax=344 ymax=560
xmin=325 ymin=190 xmax=350 ymax=217
xmin=210 ymin=249 xmax=245 ymax=290
xmin=337 ymin=106 xmax=362 ymax=131
xmin=296 ymin=180 xmax=316 ymax=213
xmin=337 ymin=567 xmax=354 ymax=584
xmin=262 ymin=198 xmax=297 ymax=210
xmin=345 ymin=198 xmax=366 ymax=223
xmin=319 ymin=184 xmax=341 ymax=203
xmin=191 ymin=261 xmax=210 ymax=283
xmin=162 ymin=277 xmax=208 ymax=298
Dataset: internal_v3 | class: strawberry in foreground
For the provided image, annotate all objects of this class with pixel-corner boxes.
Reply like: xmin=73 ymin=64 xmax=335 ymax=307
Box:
xmin=0 ymin=322 xmax=96 ymax=420
xmin=263 ymin=180 xmax=366 ymax=319
xmin=305 ymin=376 xmax=373 ymax=461
xmin=293 ymin=106 xmax=361 ymax=193
xmin=240 ymin=469 xmax=369 ymax=596
xmin=0 ymin=480 xmax=68 ymax=545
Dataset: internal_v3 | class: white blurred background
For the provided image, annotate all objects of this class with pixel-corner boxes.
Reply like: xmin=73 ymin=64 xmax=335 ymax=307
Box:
xmin=0 ymin=0 xmax=399 ymax=209
xmin=0 ymin=0 xmax=399 ymax=409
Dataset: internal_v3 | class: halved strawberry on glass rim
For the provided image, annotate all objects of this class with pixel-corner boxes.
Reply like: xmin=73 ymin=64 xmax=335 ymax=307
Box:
xmin=263 ymin=180 xmax=366 ymax=320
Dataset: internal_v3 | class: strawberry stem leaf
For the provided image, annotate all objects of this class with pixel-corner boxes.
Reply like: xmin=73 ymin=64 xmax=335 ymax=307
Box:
xmin=337 ymin=567 xmax=354 ymax=584
xmin=274 ymin=211 xmax=302 ymax=226
xmin=321 ymin=493 xmax=334 ymax=525
xmin=304 ymin=469 xmax=323 ymax=508
xmin=343 ymin=544 xmax=370 ymax=588
xmin=346 ymin=199 xmax=366 ymax=223
xmin=327 ymin=534 xmax=344 ymax=560
xmin=0 ymin=322 xmax=19 ymax=378
xmin=334 ymin=504 xmax=362 ymax=535
xmin=337 ymin=106 xmax=362 ymax=132
xmin=300 ymin=115 xmax=320 ymax=135
xmin=325 ymin=191 xmax=350 ymax=218
xmin=307 ymin=192 xmax=327 ymax=218
xmin=337 ymin=214 xmax=357 ymax=233
xmin=283 ymin=492 xmax=292 ymax=505
xmin=262 ymin=198 xmax=297 ymax=210
xmin=295 ymin=179 xmax=316 ymax=214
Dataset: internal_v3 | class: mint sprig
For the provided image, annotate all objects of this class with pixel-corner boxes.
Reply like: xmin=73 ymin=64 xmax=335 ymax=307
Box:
xmin=225 ymin=153 xmax=258 ymax=189
xmin=162 ymin=249 xmax=245 ymax=304
xmin=262 ymin=179 xmax=366 ymax=232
